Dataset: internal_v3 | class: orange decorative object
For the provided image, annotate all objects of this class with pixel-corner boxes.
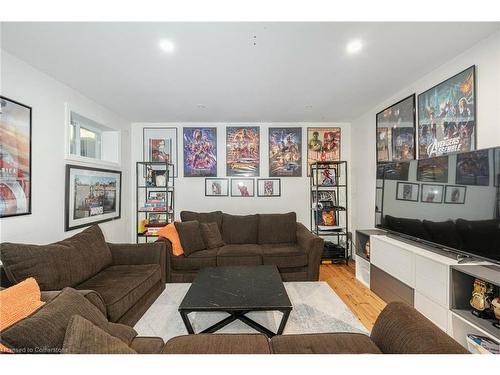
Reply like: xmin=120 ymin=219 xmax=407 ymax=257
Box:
xmin=157 ymin=222 xmax=184 ymax=256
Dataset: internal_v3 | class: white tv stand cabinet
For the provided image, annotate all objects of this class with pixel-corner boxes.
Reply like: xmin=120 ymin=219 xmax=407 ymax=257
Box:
xmin=355 ymin=234 xmax=499 ymax=349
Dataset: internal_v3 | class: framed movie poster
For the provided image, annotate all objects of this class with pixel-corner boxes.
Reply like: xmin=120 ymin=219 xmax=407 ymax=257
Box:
xmin=257 ymin=178 xmax=281 ymax=197
xmin=230 ymin=178 xmax=255 ymax=197
xmin=418 ymin=66 xmax=476 ymax=159
xmin=417 ymin=156 xmax=449 ymax=183
xmin=183 ymin=127 xmax=217 ymax=177
xmin=396 ymin=182 xmax=419 ymax=202
xmin=376 ymin=95 xmax=415 ymax=163
xmin=0 ymin=96 xmax=32 ymax=218
xmin=383 ymin=162 xmax=410 ymax=181
xmin=205 ymin=178 xmax=229 ymax=197
xmin=444 ymin=185 xmax=466 ymax=204
xmin=421 ymin=184 xmax=444 ymax=204
xmin=65 ymin=165 xmax=121 ymax=231
xmin=307 ymin=128 xmax=340 ymax=176
xmin=455 ymin=149 xmax=489 ymax=186
xmin=494 ymin=148 xmax=500 ymax=187
xmin=143 ymin=127 xmax=178 ymax=177
xmin=269 ymin=127 xmax=302 ymax=177
xmin=226 ymin=126 xmax=260 ymax=176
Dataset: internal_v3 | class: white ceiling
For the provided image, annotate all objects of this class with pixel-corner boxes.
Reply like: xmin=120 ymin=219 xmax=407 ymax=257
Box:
xmin=1 ymin=22 xmax=499 ymax=122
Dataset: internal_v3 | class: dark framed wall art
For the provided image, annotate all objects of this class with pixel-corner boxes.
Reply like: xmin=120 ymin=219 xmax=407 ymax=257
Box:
xmin=257 ymin=178 xmax=281 ymax=197
xmin=306 ymin=127 xmax=341 ymax=176
xmin=418 ymin=66 xmax=476 ymax=159
xmin=416 ymin=156 xmax=449 ymax=183
xmin=444 ymin=185 xmax=467 ymax=204
xmin=230 ymin=178 xmax=255 ymax=197
xmin=0 ymin=96 xmax=32 ymax=218
xmin=269 ymin=127 xmax=302 ymax=177
xmin=420 ymin=184 xmax=444 ymax=204
xmin=455 ymin=149 xmax=489 ymax=186
xmin=65 ymin=164 xmax=122 ymax=231
xmin=143 ymin=127 xmax=178 ymax=177
xmin=183 ymin=127 xmax=217 ymax=177
xmin=226 ymin=126 xmax=260 ymax=177
xmin=396 ymin=182 xmax=419 ymax=202
xmin=205 ymin=178 xmax=229 ymax=197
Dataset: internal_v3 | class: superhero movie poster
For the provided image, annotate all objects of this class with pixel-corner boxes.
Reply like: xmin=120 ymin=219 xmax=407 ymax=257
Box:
xmin=226 ymin=126 xmax=260 ymax=177
xmin=376 ymin=95 xmax=415 ymax=162
xmin=183 ymin=127 xmax=217 ymax=177
xmin=0 ymin=96 xmax=31 ymax=217
xmin=268 ymin=127 xmax=302 ymax=177
xmin=418 ymin=66 xmax=476 ymax=159
xmin=307 ymin=128 xmax=341 ymax=176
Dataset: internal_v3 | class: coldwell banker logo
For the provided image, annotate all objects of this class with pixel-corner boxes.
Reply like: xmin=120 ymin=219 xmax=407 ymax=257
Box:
xmin=427 ymin=137 xmax=462 ymax=157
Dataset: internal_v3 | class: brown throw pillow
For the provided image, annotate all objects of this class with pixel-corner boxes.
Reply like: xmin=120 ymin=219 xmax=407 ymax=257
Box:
xmin=200 ymin=222 xmax=225 ymax=249
xmin=0 ymin=287 xmax=137 ymax=354
xmin=174 ymin=221 xmax=206 ymax=256
xmin=62 ymin=315 xmax=136 ymax=354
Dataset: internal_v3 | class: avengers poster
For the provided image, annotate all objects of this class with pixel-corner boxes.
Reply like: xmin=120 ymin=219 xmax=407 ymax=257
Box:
xmin=183 ymin=127 xmax=217 ymax=177
xmin=226 ymin=126 xmax=260 ymax=176
xmin=418 ymin=66 xmax=476 ymax=159
xmin=307 ymin=127 xmax=341 ymax=176
xmin=269 ymin=127 xmax=302 ymax=177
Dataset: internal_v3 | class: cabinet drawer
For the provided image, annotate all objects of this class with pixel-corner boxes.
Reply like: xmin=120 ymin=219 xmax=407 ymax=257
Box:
xmin=371 ymin=236 xmax=414 ymax=287
xmin=415 ymin=291 xmax=448 ymax=331
xmin=415 ymin=255 xmax=449 ymax=307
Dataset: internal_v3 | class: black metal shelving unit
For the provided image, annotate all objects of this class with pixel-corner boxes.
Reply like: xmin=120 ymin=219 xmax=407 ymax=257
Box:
xmin=136 ymin=161 xmax=175 ymax=243
xmin=310 ymin=160 xmax=349 ymax=264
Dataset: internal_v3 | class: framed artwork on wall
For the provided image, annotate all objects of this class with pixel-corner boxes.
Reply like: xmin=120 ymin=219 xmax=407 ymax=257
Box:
xmin=205 ymin=178 xmax=229 ymax=197
xmin=183 ymin=127 xmax=217 ymax=177
xmin=418 ymin=66 xmax=476 ymax=159
xmin=376 ymin=94 xmax=416 ymax=163
xmin=455 ymin=149 xmax=489 ymax=186
xmin=420 ymin=184 xmax=444 ymax=204
xmin=396 ymin=182 xmax=419 ymax=202
xmin=495 ymin=148 xmax=500 ymax=187
xmin=269 ymin=127 xmax=302 ymax=177
xmin=444 ymin=185 xmax=467 ymax=204
xmin=257 ymin=178 xmax=281 ymax=197
xmin=417 ymin=156 xmax=449 ymax=183
xmin=230 ymin=178 xmax=255 ymax=197
xmin=147 ymin=212 xmax=167 ymax=225
xmin=65 ymin=164 xmax=121 ymax=231
xmin=226 ymin=126 xmax=260 ymax=177
xmin=143 ymin=127 xmax=178 ymax=177
xmin=383 ymin=162 xmax=410 ymax=181
xmin=0 ymin=96 xmax=32 ymax=218
xmin=307 ymin=127 xmax=341 ymax=176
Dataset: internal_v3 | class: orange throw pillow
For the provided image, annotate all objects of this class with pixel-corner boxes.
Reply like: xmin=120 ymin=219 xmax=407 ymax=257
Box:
xmin=157 ymin=222 xmax=184 ymax=256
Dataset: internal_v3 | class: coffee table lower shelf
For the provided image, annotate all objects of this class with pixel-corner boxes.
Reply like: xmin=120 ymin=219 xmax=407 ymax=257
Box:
xmin=179 ymin=308 xmax=291 ymax=338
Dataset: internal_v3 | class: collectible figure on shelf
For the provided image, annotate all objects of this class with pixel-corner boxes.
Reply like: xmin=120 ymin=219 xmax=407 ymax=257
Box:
xmin=492 ymin=297 xmax=500 ymax=329
xmin=364 ymin=240 xmax=371 ymax=260
xmin=146 ymin=166 xmax=156 ymax=187
xmin=470 ymin=278 xmax=495 ymax=319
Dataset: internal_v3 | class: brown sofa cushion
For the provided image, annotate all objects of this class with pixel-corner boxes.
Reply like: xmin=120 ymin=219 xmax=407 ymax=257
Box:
xmin=0 ymin=288 xmax=136 ymax=353
xmin=174 ymin=221 xmax=206 ymax=256
xmin=221 ymin=214 xmax=259 ymax=244
xmin=270 ymin=333 xmax=382 ymax=354
xmin=261 ymin=244 xmax=308 ymax=268
xmin=129 ymin=337 xmax=165 ymax=354
xmin=171 ymin=249 xmax=218 ymax=271
xmin=163 ymin=334 xmax=271 ymax=354
xmin=200 ymin=222 xmax=225 ymax=249
xmin=76 ymin=264 xmax=161 ymax=322
xmin=216 ymin=244 xmax=263 ymax=266
xmin=0 ymin=225 xmax=112 ymax=290
xmin=62 ymin=315 xmax=136 ymax=354
xmin=258 ymin=213 xmax=297 ymax=244
xmin=180 ymin=211 xmax=223 ymax=231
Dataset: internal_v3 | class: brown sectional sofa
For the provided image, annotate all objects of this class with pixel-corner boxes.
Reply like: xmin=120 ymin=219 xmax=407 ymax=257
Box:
xmin=0 ymin=225 xmax=166 ymax=326
xmin=163 ymin=211 xmax=324 ymax=283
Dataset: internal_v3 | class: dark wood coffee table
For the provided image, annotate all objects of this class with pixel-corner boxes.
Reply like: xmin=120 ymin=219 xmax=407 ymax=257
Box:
xmin=178 ymin=265 xmax=292 ymax=338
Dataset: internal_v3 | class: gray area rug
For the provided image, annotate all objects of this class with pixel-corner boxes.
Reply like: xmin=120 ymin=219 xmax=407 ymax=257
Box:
xmin=134 ymin=281 xmax=368 ymax=342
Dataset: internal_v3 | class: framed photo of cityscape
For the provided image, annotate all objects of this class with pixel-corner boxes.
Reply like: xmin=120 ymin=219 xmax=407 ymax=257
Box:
xmin=65 ymin=164 xmax=121 ymax=231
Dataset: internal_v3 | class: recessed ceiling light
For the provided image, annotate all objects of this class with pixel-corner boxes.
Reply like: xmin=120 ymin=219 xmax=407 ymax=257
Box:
xmin=159 ymin=39 xmax=175 ymax=53
xmin=346 ymin=39 xmax=363 ymax=54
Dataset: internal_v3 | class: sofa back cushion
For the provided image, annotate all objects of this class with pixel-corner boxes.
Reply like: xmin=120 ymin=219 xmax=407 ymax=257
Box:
xmin=383 ymin=215 xmax=432 ymax=241
xmin=200 ymin=222 xmax=226 ymax=249
xmin=174 ymin=221 xmax=206 ymax=256
xmin=455 ymin=219 xmax=500 ymax=253
xmin=180 ymin=211 xmax=223 ymax=231
xmin=222 ymin=214 xmax=259 ymax=244
xmin=0 ymin=287 xmax=137 ymax=354
xmin=0 ymin=225 xmax=112 ymax=290
xmin=422 ymin=220 xmax=463 ymax=249
xmin=258 ymin=213 xmax=297 ymax=244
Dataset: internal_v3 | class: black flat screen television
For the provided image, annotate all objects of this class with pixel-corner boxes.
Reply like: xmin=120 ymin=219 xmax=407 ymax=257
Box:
xmin=376 ymin=146 xmax=500 ymax=265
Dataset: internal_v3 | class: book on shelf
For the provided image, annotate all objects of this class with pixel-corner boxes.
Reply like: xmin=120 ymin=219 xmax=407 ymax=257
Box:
xmin=318 ymin=225 xmax=343 ymax=231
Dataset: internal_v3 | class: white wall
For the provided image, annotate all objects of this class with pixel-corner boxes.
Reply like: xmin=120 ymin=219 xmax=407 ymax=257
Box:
xmin=131 ymin=122 xmax=351 ymax=230
xmin=351 ymin=30 xmax=500 ymax=234
xmin=0 ymin=51 xmax=132 ymax=244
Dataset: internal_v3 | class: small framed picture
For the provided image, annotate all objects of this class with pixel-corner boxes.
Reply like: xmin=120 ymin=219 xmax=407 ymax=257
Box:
xmin=444 ymin=185 xmax=466 ymax=204
xmin=148 ymin=191 xmax=166 ymax=202
xmin=257 ymin=179 xmax=281 ymax=197
xmin=147 ymin=212 xmax=168 ymax=224
xmin=312 ymin=166 xmax=337 ymax=186
xmin=396 ymin=182 xmax=419 ymax=202
xmin=420 ymin=184 xmax=444 ymax=204
xmin=205 ymin=178 xmax=229 ymax=197
xmin=230 ymin=178 xmax=255 ymax=197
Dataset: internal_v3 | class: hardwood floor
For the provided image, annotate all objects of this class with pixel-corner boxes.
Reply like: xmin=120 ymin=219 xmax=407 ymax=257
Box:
xmin=319 ymin=261 xmax=386 ymax=331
